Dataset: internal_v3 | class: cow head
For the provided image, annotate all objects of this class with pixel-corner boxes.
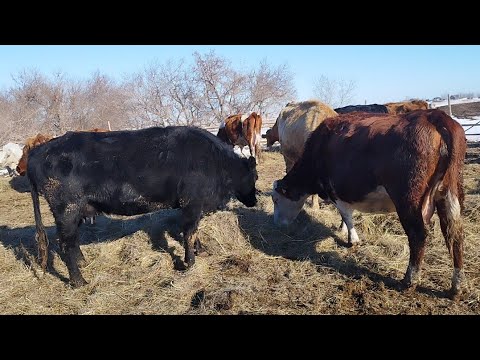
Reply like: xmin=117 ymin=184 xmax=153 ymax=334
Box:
xmin=16 ymin=144 xmax=31 ymax=176
xmin=272 ymin=179 xmax=309 ymax=226
xmin=263 ymin=128 xmax=278 ymax=147
xmin=16 ymin=134 xmax=53 ymax=176
xmin=234 ymin=156 xmax=258 ymax=207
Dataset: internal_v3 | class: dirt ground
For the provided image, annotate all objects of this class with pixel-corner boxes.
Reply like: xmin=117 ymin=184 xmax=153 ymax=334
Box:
xmin=0 ymin=146 xmax=479 ymax=314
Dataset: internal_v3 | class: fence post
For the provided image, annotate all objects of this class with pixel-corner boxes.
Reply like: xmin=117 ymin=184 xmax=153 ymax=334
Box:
xmin=447 ymin=94 xmax=452 ymax=116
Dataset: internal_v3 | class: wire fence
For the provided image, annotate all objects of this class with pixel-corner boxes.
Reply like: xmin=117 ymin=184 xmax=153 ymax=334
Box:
xmin=462 ymin=122 xmax=480 ymax=137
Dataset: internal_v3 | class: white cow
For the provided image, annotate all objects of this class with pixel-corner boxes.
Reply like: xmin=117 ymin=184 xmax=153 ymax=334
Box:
xmin=0 ymin=142 xmax=23 ymax=176
xmin=275 ymin=100 xmax=338 ymax=210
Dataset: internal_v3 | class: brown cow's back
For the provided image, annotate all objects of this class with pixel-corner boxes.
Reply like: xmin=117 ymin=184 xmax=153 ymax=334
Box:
xmin=385 ymin=100 xmax=429 ymax=114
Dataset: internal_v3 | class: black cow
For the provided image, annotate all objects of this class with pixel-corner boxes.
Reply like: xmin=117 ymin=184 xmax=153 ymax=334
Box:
xmin=27 ymin=126 xmax=258 ymax=287
xmin=334 ymin=104 xmax=388 ymax=114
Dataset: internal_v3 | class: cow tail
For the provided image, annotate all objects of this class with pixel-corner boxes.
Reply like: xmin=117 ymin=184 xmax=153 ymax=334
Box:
xmin=428 ymin=110 xmax=466 ymax=294
xmin=30 ymin=181 xmax=49 ymax=270
xmin=429 ymin=110 xmax=466 ymax=213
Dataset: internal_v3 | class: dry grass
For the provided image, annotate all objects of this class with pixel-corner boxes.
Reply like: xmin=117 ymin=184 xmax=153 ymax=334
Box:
xmin=0 ymin=148 xmax=479 ymax=314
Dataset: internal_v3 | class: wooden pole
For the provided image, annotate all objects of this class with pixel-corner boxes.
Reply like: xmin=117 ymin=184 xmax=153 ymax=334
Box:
xmin=448 ymin=94 xmax=452 ymax=116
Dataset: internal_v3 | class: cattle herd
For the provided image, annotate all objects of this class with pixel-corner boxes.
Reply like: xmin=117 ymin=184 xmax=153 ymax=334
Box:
xmin=0 ymin=98 xmax=468 ymax=300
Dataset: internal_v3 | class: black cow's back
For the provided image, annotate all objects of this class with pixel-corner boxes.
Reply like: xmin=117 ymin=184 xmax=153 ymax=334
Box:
xmin=334 ymin=104 xmax=388 ymax=114
xmin=27 ymin=126 xmax=249 ymax=215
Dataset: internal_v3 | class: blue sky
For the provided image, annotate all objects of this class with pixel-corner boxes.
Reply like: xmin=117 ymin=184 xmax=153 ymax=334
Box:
xmin=0 ymin=45 xmax=478 ymax=104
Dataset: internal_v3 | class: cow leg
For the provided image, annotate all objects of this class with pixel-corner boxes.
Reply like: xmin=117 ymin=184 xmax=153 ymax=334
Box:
xmin=31 ymin=184 xmax=49 ymax=270
xmin=181 ymin=202 xmax=202 ymax=268
xmin=74 ymin=237 xmax=87 ymax=268
xmin=387 ymin=179 xmax=431 ymax=290
xmin=254 ymin=138 xmax=262 ymax=164
xmin=339 ymin=218 xmax=348 ymax=236
xmin=395 ymin=205 xmax=427 ymax=289
xmin=36 ymin=227 xmax=49 ymax=270
xmin=194 ymin=238 xmax=206 ymax=255
xmin=334 ymin=200 xmax=360 ymax=245
xmin=248 ymin=143 xmax=255 ymax=160
xmin=435 ymin=191 xmax=465 ymax=298
xmin=56 ymin=214 xmax=87 ymax=287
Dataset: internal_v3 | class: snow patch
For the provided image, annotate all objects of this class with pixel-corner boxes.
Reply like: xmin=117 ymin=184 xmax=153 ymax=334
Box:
xmin=452 ymin=115 xmax=480 ymax=142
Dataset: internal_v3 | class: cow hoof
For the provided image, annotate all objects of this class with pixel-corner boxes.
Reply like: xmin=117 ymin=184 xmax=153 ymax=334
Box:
xmin=398 ymin=278 xmax=416 ymax=293
xmin=183 ymin=254 xmax=195 ymax=269
xmin=348 ymin=240 xmax=362 ymax=247
xmin=186 ymin=258 xmax=195 ymax=267
xmin=448 ymin=287 xmax=462 ymax=301
xmin=194 ymin=240 xmax=208 ymax=256
xmin=178 ymin=259 xmax=195 ymax=272
xmin=174 ymin=260 xmax=188 ymax=271
xmin=70 ymin=277 xmax=88 ymax=288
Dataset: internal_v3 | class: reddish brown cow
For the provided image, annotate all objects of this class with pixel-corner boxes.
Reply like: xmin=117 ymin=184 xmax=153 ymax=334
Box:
xmin=272 ymin=109 xmax=466 ymax=298
xmin=217 ymin=112 xmax=263 ymax=163
xmin=385 ymin=100 xmax=429 ymax=114
xmin=16 ymin=133 xmax=54 ymax=176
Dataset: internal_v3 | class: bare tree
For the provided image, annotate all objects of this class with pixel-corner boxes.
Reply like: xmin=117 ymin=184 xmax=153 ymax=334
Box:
xmin=8 ymin=69 xmax=52 ymax=137
xmin=313 ymin=75 xmax=356 ymax=109
xmin=193 ymin=50 xmax=251 ymax=124
xmin=248 ymin=59 xmax=296 ymax=120
xmin=160 ymin=59 xmax=206 ymax=126
xmin=124 ymin=62 xmax=173 ymax=129
xmin=0 ymin=52 xmax=299 ymax=145
xmin=82 ymin=71 xmax=131 ymax=131
xmin=192 ymin=52 xmax=296 ymax=124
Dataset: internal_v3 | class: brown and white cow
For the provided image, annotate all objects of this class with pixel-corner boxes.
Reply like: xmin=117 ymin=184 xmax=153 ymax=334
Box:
xmin=217 ymin=112 xmax=263 ymax=163
xmin=385 ymin=100 xmax=429 ymax=114
xmin=268 ymin=100 xmax=338 ymax=209
xmin=272 ymin=109 xmax=466 ymax=297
